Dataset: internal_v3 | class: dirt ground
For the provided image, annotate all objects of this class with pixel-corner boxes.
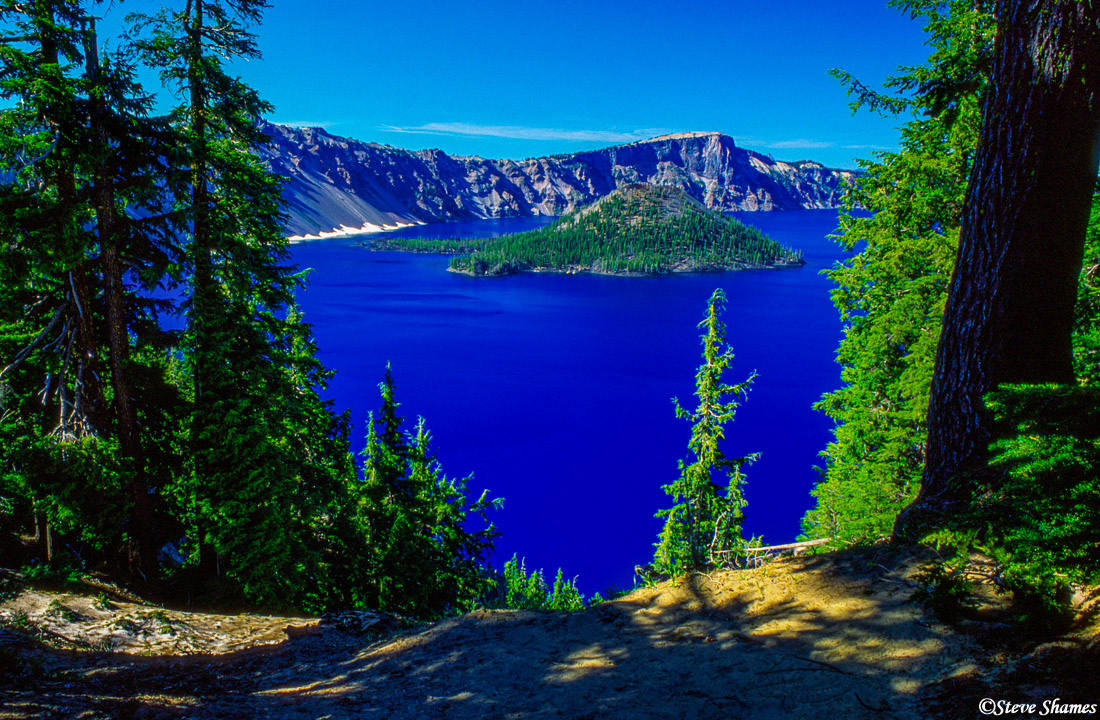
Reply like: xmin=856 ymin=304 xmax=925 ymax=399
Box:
xmin=2 ymin=545 xmax=1098 ymax=719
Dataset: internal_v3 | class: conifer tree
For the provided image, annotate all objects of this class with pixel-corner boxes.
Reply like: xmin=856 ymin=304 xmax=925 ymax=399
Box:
xmin=802 ymin=0 xmax=994 ymax=544
xmin=655 ymin=289 xmax=757 ymax=575
xmin=1 ymin=1 xmax=353 ymax=608
xmin=82 ymin=14 xmax=190 ymax=576
xmin=0 ymin=0 xmax=184 ymax=574
xmin=1 ymin=1 xmax=100 ymax=562
xmin=354 ymin=366 xmax=499 ymax=617
xmin=904 ymin=0 xmax=1100 ymax=535
xmin=133 ymin=0 xmax=353 ymax=605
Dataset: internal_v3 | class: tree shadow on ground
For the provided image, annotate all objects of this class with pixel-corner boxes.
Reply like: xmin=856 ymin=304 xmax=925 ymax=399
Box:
xmin=3 ymin=543 xmax=1097 ymax=720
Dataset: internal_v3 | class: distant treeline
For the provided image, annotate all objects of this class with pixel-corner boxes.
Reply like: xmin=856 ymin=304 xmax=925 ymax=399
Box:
xmin=371 ymin=237 xmax=493 ymax=254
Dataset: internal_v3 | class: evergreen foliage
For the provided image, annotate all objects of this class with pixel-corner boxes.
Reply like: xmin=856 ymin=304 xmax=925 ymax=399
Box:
xmin=0 ymin=2 xmax=497 ymax=618
xmin=922 ymin=383 xmax=1100 ymax=628
xmin=902 ymin=198 xmax=1100 ymax=620
xmin=372 ymin=236 xmax=492 ymax=255
xmin=1073 ymin=194 xmax=1100 ymax=385
xmin=124 ymin=0 xmax=356 ymax=607
xmin=802 ymin=0 xmax=1099 ymax=622
xmin=350 ymin=366 xmax=500 ymax=618
xmin=982 ymin=385 xmax=1100 ymax=592
xmin=380 ymin=184 xmax=801 ymax=276
xmin=502 ymin=555 xmax=549 ymax=610
xmin=802 ymin=1 xmax=993 ymax=544
xmin=0 ymin=0 xmax=186 ymax=571
xmin=499 ymin=554 xmax=584 ymax=611
xmin=654 ymin=289 xmax=757 ymax=575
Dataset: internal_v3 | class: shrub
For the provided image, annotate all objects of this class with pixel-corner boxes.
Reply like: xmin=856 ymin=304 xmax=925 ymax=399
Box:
xmin=500 ymin=555 xmax=585 ymax=611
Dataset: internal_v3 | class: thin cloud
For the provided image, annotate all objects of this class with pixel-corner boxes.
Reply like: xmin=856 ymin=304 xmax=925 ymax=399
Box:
xmin=728 ymin=134 xmax=763 ymax=145
xmin=766 ymin=139 xmax=835 ymax=150
xmin=380 ymin=122 xmax=677 ymax=144
xmin=276 ymin=120 xmax=339 ymax=129
xmin=728 ymin=136 xmax=842 ymax=152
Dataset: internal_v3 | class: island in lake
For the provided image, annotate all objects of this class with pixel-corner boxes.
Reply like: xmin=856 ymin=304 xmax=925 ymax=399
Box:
xmin=372 ymin=184 xmax=805 ymax=276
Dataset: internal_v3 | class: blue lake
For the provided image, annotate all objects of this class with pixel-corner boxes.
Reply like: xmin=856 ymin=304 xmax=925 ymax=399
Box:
xmin=289 ymin=210 xmax=849 ymax=595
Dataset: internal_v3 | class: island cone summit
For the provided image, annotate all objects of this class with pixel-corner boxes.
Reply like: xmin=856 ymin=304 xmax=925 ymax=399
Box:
xmin=379 ymin=184 xmax=804 ymax=276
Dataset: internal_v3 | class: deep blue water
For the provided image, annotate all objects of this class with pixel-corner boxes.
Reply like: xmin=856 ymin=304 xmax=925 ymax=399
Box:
xmin=289 ymin=210 xmax=848 ymax=595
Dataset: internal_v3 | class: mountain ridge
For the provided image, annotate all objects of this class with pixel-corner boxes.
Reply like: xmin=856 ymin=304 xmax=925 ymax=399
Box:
xmin=257 ymin=122 xmax=858 ymax=238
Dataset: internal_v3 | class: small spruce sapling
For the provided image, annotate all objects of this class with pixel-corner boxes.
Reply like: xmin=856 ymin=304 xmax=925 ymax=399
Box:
xmin=502 ymin=555 xmax=548 ymax=610
xmin=500 ymin=554 xmax=584 ymax=610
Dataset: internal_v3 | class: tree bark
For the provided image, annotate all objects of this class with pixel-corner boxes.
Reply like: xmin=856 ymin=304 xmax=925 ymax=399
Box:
xmin=38 ymin=6 xmax=106 ymax=433
xmin=83 ymin=20 xmax=156 ymax=577
xmin=189 ymin=0 xmax=212 ymax=404
xmin=186 ymin=0 xmax=220 ymax=584
xmin=897 ymin=0 xmax=1100 ymax=538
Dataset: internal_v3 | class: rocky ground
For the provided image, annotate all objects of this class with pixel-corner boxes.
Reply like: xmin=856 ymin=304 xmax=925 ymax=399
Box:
xmin=2 ymin=544 xmax=1097 ymax=719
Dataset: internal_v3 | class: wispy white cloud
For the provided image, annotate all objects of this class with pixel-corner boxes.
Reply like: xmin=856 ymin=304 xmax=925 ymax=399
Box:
xmin=765 ymin=139 xmax=835 ymax=150
xmin=727 ymin=134 xmax=762 ymax=146
xmin=276 ymin=120 xmax=339 ymax=129
xmin=725 ymin=136 xmax=849 ymax=153
xmin=379 ymin=122 xmax=677 ymax=144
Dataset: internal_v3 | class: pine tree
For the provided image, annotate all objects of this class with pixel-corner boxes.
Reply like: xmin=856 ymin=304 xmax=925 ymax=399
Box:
xmin=354 ymin=366 xmax=499 ymax=617
xmin=903 ymin=0 xmax=1100 ymax=536
xmin=1 ymin=0 xmax=102 ymax=563
xmin=802 ymin=0 xmax=993 ymax=544
xmin=0 ymin=1 xmax=356 ymax=608
xmin=655 ymin=289 xmax=757 ymax=575
xmin=0 ymin=1 xmax=185 ymax=575
xmin=81 ymin=14 xmax=190 ymax=576
xmin=132 ymin=0 xmax=354 ymax=605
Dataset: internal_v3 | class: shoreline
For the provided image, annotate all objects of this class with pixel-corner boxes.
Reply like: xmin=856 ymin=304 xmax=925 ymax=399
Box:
xmin=287 ymin=220 xmax=422 ymax=243
xmin=446 ymin=257 xmax=806 ymax=278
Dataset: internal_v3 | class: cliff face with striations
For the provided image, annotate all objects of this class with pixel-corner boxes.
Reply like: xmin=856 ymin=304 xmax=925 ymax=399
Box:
xmin=257 ymin=123 xmax=858 ymax=238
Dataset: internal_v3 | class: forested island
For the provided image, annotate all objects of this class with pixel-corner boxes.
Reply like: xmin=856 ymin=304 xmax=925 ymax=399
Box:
xmin=372 ymin=184 xmax=803 ymax=276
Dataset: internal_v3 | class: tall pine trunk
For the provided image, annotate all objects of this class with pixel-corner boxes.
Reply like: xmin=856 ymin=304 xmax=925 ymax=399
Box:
xmin=39 ymin=7 xmax=102 ymax=432
xmin=185 ymin=0 xmax=220 ymax=581
xmin=33 ymin=4 xmax=103 ymax=562
xmin=898 ymin=0 xmax=1100 ymax=537
xmin=83 ymin=20 xmax=156 ymax=577
xmin=188 ymin=0 xmax=211 ymax=403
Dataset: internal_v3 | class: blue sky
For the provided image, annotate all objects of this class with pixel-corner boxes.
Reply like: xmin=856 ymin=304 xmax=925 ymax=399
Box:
xmin=110 ymin=1 xmax=932 ymax=169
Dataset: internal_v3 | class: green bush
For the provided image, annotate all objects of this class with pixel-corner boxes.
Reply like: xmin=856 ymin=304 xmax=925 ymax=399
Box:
xmin=549 ymin=569 xmax=585 ymax=611
xmin=502 ymin=555 xmax=549 ymax=609
xmin=500 ymin=555 xmax=585 ymax=611
xmin=20 ymin=557 xmax=83 ymax=588
xmin=934 ymin=384 xmax=1100 ymax=630
xmin=910 ymin=559 xmax=974 ymax=621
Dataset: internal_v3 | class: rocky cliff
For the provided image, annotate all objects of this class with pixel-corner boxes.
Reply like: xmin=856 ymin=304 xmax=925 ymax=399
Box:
xmin=257 ymin=123 xmax=858 ymax=238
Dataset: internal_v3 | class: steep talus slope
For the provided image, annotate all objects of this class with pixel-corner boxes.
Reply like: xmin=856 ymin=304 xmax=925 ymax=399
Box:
xmin=258 ymin=124 xmax=858 ymax=237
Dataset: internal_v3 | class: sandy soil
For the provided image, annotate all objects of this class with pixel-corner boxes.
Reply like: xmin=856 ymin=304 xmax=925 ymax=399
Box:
xmin=2 ymin=545 xmax=1097 ymax=719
